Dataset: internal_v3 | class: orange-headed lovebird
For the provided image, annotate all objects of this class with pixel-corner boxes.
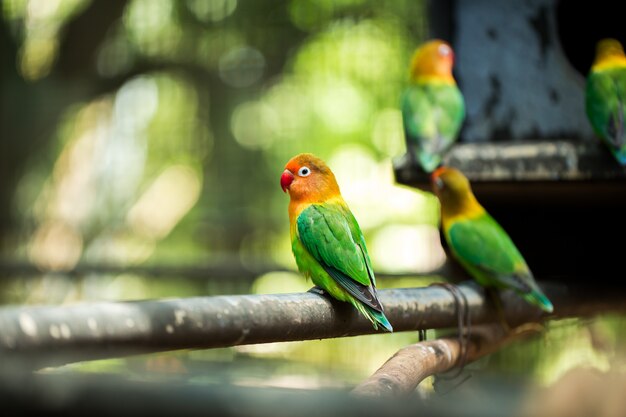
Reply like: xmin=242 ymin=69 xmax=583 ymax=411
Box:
xmin=281 ymin=153 xmax=392 ymax=332
xmin=586 ymin=38 xmax=626 ymax=164
xmin=403 ymin=39 xmax=465 ymax=173
xmin=431 ymin=167 xmax=553 ymax=313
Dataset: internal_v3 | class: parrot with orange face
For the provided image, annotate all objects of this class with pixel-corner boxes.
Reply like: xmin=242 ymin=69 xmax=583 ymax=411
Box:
xmin=431 ymin=166 xmax=553 ymax=313
xmin=402 ymin=39 xmax=465 ymax=173
xmin=586 ymin=38 xmax=626 ymax=164
xmin=281 ymin=153 xmax=392 ymax=332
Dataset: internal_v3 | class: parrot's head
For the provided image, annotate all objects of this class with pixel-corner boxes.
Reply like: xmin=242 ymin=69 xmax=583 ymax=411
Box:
xmin=409 ymin=39 xmax=455 ymax=84
xmin=281 ymin=153 xmax=340 ymax=202
xmin=592 ymin=38 xmax=626 ymax=70
xmin=430 ymin=166 xmax=476 ymax=209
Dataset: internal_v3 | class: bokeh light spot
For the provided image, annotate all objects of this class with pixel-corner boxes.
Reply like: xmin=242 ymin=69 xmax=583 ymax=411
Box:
xmin=370 ymin=224 xmax=445 ymax=274
xmin=219 ymin=46 xmax=265 ymax=88
xmin=127 ymin=165 xmax=202 ymax=240
xmin=186 ymin=0 xmax=237 ymax=22
xmin=372 ymin=108 xmax=405 ymax=158
xmin=313 ymin=79 xmax=370 ymax=133
xmin=231 ymin=101 xmax=278 ymax=150
xmin=18 ymin=37 xmax=58 ymax=81
xmin=252 ymin=271 xmax=310 ymax=295
xmin=28 ymin=221 xmax=83 ymax=271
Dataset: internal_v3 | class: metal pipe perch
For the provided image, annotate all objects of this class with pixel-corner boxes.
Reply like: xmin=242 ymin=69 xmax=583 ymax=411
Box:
xmin=0 ymin=281 xmax=623 ymax=368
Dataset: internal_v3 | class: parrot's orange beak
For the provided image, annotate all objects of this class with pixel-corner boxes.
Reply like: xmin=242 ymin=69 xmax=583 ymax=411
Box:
xmin=281 ymin=169 xmax=294 ymax=192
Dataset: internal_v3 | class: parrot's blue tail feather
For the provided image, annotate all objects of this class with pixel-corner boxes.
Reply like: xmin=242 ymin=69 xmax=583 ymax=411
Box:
xmin=524 ymin=290 xmax=554 ymax=314
xmin=351 ymin=299 xmax=393 ymax=332
xmin=365 ymin=306 xmax=393 ymax=333
xmin=372 ymin=309 xmax=394 ymax=333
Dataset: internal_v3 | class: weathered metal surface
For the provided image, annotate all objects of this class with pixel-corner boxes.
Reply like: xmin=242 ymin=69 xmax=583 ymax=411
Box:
xmin=352 ymin=324 xmax=536 ymax=397
xmin=458 ymin=2 xmax=592 ymax=141
xmin=429 ymin=0 xmax=593 ymax=142
xmin=0 ymin=282 xmax=623 ymax=368
xmin=394 ymin=140 xmax=626 ymax=189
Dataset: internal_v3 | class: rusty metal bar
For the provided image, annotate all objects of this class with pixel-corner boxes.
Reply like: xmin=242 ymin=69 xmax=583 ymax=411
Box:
xmin=0 ymin=282 xmax=623 ymax=368
xmin=352 ymin=324 xmax=537 ymax=397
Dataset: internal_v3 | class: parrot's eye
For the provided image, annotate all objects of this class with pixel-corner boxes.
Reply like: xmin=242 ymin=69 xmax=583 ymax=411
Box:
xmin=435 ymin=177 xmax=444 ymax=189
xmin=298 ymin=166 xmax=311 ymax=177
xmin=438 ymin=44 xmax=451 ymax=57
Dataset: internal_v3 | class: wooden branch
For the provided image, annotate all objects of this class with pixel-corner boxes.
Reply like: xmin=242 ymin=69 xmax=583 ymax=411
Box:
xmin=352 ymin=324 xmax=539 ymax=397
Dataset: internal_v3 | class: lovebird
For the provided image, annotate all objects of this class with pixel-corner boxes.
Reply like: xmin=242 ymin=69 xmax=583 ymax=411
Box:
xmin=402 ymin=39 xmax=465 ymax=173
xmin=281 ymin=153 xmax=392 ymax=332
xmin=586 ymin=38 xmax=626 ymax=164
xmin=431 ymin=167 xmax=553 ymax=313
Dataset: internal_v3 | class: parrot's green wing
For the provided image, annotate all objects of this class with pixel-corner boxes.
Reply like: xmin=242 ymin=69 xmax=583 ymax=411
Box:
xmin=297 ymin=203 xmax=382 ymax=312
xmin=402 ymin=83 xmax=465 ymax=172
xmin=447 ymin=214 xmax=534 ymax=293
xmin=586 ymin=68 xmax=626 ymax=149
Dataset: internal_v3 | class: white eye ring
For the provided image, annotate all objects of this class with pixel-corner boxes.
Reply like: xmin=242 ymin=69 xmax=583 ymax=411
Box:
xmin=298 ymin=166 xmax=311 ymax=177
xmin=438 ymin=44 xmax=451 ymax=56
xmin=435 ymin=177 xmax=444 ymax=189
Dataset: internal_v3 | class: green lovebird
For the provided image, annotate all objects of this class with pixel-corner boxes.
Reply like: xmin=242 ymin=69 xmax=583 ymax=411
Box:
xmin=402 ymin=39 xmax=465 ymax=173
xmin=281 ymin=153 xmax=392 ymax=332
xmin=586 ymin=38 xmax=626 ymax=165
xmin=431 ymin=167 xmax=553 ymax=313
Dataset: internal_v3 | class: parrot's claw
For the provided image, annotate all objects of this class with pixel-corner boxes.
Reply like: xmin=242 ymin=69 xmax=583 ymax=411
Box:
xmin=418 ymin=329 xmax=427 ymax=342
xmin=308 ymin=286 xmax=327 ymax=296
xmin=429 ymin=282 xmax=471 ymax=373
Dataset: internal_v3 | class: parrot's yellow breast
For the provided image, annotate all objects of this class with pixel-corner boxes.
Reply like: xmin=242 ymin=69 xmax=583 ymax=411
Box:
xmin=592 ymin=55 xmax=626 ymax=71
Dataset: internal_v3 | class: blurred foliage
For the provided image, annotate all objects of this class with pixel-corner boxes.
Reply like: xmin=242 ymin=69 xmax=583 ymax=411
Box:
xmin=2 ymin=0 xmax=439 ymax=278
xmin=1 ymin=0 xmax=625 ymax=397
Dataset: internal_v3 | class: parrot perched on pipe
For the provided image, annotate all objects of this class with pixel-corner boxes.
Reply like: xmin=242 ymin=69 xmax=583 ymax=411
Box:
xmin=402 ymin=39 xmax=465 ymax=173
xmin=281 ymin=153 xmax=392 ymax=332
xmin=586 ymin=38 xmax=626 ymax=165
xmin=431 ymin=167 xmax=553 ymax=313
